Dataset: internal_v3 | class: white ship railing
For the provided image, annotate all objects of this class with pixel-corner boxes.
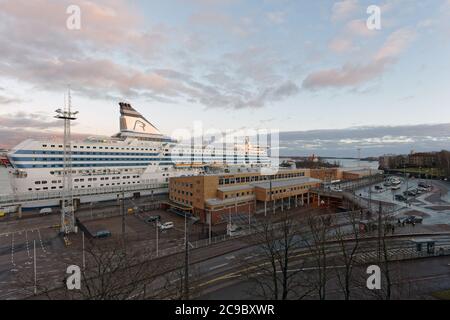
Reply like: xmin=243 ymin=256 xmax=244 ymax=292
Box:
xmin=0 ymin=183 xmax=169 ymax=206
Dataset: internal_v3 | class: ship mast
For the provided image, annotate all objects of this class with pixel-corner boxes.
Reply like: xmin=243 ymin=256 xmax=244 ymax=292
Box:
xmin=55 ymin=89 xmax=78 ymax=234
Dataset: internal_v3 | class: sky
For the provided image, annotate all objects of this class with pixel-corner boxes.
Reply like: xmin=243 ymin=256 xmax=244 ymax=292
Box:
xmin=0 ymin=0 xmax=449 ymax=156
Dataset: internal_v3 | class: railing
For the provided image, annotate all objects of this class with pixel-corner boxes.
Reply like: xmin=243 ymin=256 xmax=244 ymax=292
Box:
xmin=355 ymin=243 xmax=450 ymax=264
xmin=0 ymin=183 xmax=169 ymax=206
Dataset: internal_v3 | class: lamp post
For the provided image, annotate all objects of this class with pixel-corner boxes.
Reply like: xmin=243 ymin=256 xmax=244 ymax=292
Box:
xmin=33 ymin=240 xmax=37 ymax=295
xmin=82 ymin=231 xmax=85 ymax=269
xmin=156 ymin=221 xmax=159 ymax=257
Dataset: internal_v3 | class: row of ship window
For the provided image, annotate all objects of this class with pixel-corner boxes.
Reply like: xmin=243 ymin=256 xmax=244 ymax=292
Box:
xmin=16 ymin=150 xmax=160 ymax=156
xmin=12 ymin=156 xmax=261 ymax=161
xmin=34 ymin=175 xmax=140 ymax=184
xmin=17 ymin=163 xmax=172 ymax=168
xmin=50 ymin=169 xmax=136 ymax=175
xmin=28 ymin=180 xmax=142 ymax=191
xmin=42 ymin=144 xmax=162 ymax=152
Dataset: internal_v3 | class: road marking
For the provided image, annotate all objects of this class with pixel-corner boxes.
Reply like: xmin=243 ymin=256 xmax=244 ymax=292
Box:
xmin=10 ymin=232 xmax=15 ymax=267
xmin=25 ymin=230 xmax=31 ymax=259
xmin=37 ymin=229 xmax=47 ymax=253
xmin=209 ymin=263 xmax=229 ymax=271
xmin=170 ymin=277 xmax=181 ymax=284
xmin=225 ymin=255 xmax=235 ymax=260
xmin=243 ymin=255 xmax=254 ymax=260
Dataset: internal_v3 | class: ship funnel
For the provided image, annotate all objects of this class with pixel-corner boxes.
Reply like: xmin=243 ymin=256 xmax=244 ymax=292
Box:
xmin=119 ymin=102 xmax=162 ymax=135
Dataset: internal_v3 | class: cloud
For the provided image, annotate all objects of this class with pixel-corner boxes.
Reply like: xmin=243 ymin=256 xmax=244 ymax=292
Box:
xmin=328 ymin=37 xmax=355 ymax=53
xmin=302 ymin=60 xmax=387 ymax=90
xmin=0 ymin=94 xmax=22 ymax=105
xmin=280 ymin=123 xmax=450 ymax=157
xmin=0 ymin=128 xmax=90 ymax=149
xmin=303 ymin=27 xmax=416 ymax=90
xmin=0 ymin=112 xmax=65 ymax=129
xmin=374 ymin=27 xmax=416 ymax=61
xmin=345 ymin=19 xmax=376 ymax=37
xmin=266 ymin=11 xmax=285 ymax=24
xmin=0 ymin=0 xmax=298 ymax=110
xmin=331 ymin=0 xmax=360 ymax=22
xmin=0 ymin=112 xmax=70 ymax=129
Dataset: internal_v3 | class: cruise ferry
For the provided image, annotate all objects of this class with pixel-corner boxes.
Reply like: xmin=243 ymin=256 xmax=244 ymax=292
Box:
xmin=5 ymin=103 xmax=270 ymax=207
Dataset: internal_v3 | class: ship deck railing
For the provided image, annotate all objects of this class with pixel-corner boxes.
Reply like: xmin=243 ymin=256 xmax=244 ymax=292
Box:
xmin=0 ymin=183 xmax=169 ymax=206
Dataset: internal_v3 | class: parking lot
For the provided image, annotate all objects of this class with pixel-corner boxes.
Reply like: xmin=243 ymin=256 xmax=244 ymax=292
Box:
xmin=355 ymin=176 xmax=450 ymax=227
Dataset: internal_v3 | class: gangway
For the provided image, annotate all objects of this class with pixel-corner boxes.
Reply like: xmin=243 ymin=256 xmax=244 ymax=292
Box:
xmin=0 ymin=183 xmax=169 ymax=207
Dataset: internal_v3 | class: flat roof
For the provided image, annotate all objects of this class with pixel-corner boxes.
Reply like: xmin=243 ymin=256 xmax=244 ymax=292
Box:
xmin=205 ymin=195 xmax=255 ymax=206
xmin=251 ymin=177 xmax=322 ymax=190
xmin=343 ymin=168 xmax=382 ymax=174
xmin=197 ymin=167 xmax=308 ymax=177
xmin=218 ymin=184 xmax=254 ymax=192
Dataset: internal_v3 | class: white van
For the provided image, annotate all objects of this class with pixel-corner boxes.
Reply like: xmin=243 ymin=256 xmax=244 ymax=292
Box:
xmin=159 ymin=222 xmax=174 ymax=230
xmin=39 ymin=208 xmax=53 ymax=215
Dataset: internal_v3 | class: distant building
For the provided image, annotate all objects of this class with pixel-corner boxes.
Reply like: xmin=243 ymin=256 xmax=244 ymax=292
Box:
xmin=408 ymin=152 xmax=437 ymax=168
xmin=379 ymin=154 xmax=407 ymax=169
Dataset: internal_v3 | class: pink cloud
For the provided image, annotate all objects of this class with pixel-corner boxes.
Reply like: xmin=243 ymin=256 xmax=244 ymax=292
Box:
xmin=304 ymin=27 xmax=416 ymax=90
xmin=374 ymin=28 xmax=416 ymax=61
xmin=331 ymin=0 xmax=360 ymax=22
xmin=328 ymin=37 xmax=355 ymax=53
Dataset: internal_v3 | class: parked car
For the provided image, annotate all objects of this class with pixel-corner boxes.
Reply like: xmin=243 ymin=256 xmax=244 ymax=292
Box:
xmin=159 ymin=222 xmax=174 ymax=230
xmin=404 ymin=190 xmax=417 ymax=197
xmin=145 ymin=215 xmax=161 ymax=223
xmin=395 ymin=194 xmax=407 ymax=202
xmin=400 ymin=216 xmax=423 ymax=224
xmin=418 ymin=182 xmax=431 ymax=189
xmin=95 ymin=230 xmax=112 ymax=239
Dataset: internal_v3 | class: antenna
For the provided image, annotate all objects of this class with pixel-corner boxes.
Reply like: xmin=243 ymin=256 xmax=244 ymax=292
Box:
xmin=55 ymin=87 xmax=78 ymax=235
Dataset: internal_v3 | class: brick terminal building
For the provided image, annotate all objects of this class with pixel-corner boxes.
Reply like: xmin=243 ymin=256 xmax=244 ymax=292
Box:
xmin=168 ymin=167 xmax=377 ymax=225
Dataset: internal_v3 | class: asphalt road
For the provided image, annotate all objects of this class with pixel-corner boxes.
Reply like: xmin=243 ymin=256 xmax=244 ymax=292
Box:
xmin=196 ymin=246 xmax=450 ymax=300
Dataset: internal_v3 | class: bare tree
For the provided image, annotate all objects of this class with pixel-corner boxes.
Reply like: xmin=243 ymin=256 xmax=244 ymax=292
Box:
xmin=159 ymin=260 xmax=204 ymax=300
xmin=16 ymin=237 xmax=167 ymax=300
xmin=302 ymin=213 xmax=334 ymax=300
xmin=333 ymin=210 xmax=361 ymax=300
xmin=243 ymin=211 xmax=310 ymax=300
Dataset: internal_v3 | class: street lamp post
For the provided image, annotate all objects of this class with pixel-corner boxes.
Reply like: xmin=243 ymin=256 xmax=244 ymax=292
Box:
xmin=33 ymin=240 xmax=37 ymax=295
xmin=82 ymin=231 xmax=86 ymax=269
xmin=208 ymin=210 xmax=212 ymax=245
xmin=156 ymin=221 xmax=159 ymax=257
xmin=248 ymin=202 xmax=251 ymax=233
